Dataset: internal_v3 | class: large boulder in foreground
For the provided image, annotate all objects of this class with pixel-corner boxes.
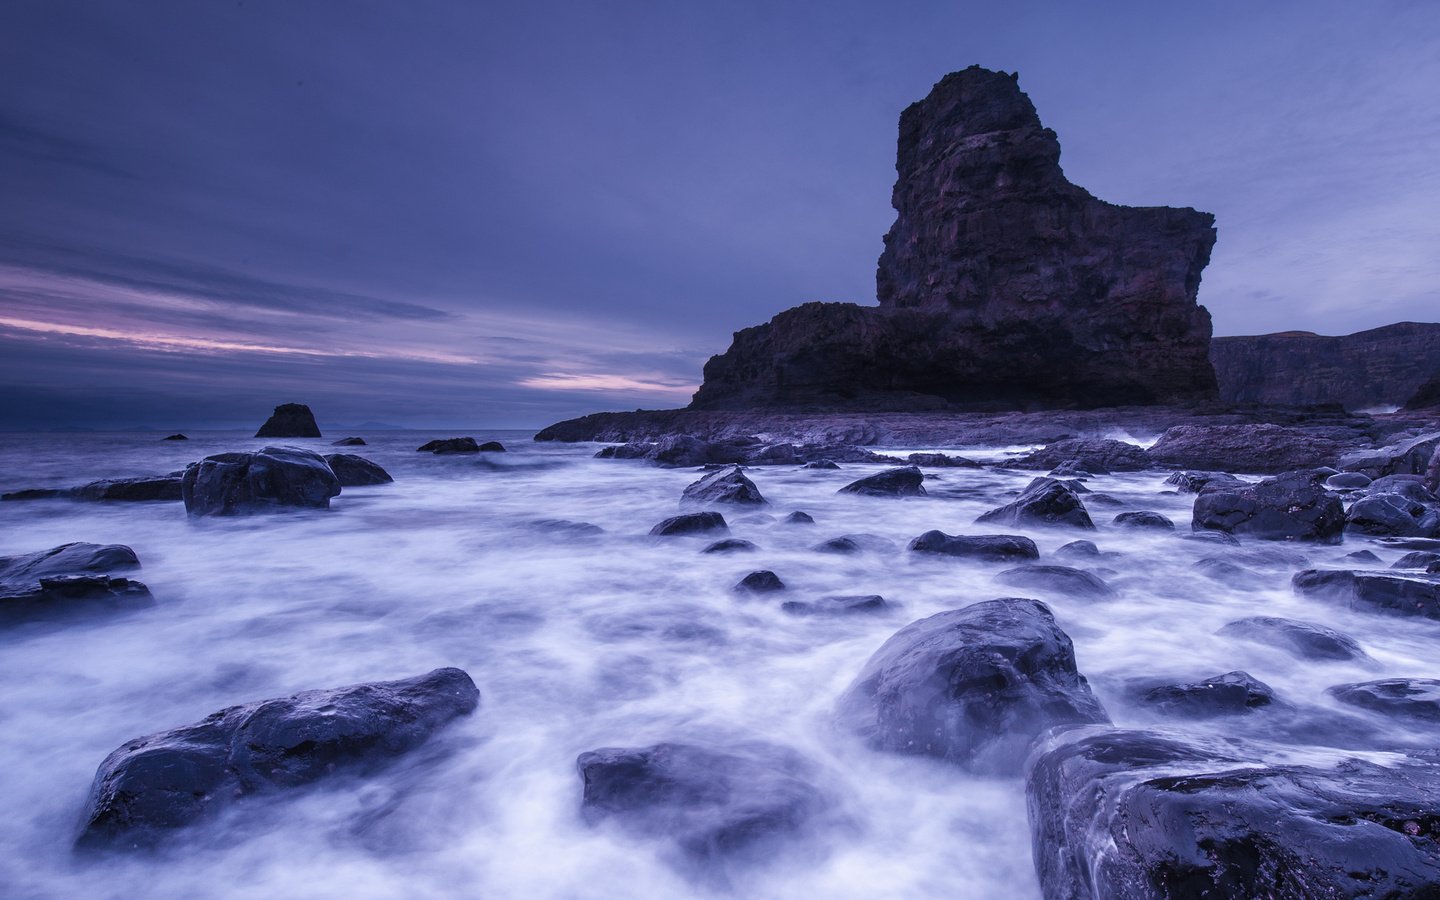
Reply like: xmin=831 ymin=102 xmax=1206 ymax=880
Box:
xmin=837 ymin=598 xmax=1108 ymax=774
xmin=681 ymin=467 xmax=766 ymax=505
xmin=254 ymin=403 xmax=321 ymax=438
xmin=977 ymin=477 xmax=1093 ymax=529
xmin=181 ymin=447 xmax=342 ymax=516
xmin=1148 ymin=423 xmax=1353 ymax=475
xmin=576 ymin=740 xmax=831 ymax=866
xmin=76 ymin=667 xmax=479 ymax=849
xmin=1026 ymin=728 xmax=1440 ymax=899
xmin=689 ymin=66 xmax=1217 ymax=412
xmin=1191 ymin=470 xmax=1344 ymax=542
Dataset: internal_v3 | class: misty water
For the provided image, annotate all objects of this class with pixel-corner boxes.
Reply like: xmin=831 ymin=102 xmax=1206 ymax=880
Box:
xmin=1 ymin=431 xmax=1436 ymax=899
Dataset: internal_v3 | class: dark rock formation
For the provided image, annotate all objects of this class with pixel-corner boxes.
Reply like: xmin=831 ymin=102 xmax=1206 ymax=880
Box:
xmin=1026 ymin=727 xmax=1440 ymax=900
xmin=976 ymin=477 xmax=1093 ymax=529
xmin=76 ymin=668 xmax=479 ymax=848
xmin=1293 ymin=569 xmax=1440 ymax=619
xmin=1211 ymin=322 xmax=1440 ymax=409
xmin=0 ymin=575 xmax=153 ymax=623
xmin=689 ymin=66 xmax=1217 ymax=412
xmin=331 ymin=436 xmax=366 ymax=446
xmin=1347 ymin=491 xmax=1440 ymax=537
xmin=701 ymin=538 xmax=756 ymax=554
xmin=1407 ymin=371 xmax=1440 ymax=410
xmin=323 ymin=454 xmax=394 ymax=487
xmin=905 ymin=452 xmax=980 ymax=468
xmin=575 ymin=740 xmax=830 ymax=865
xmin=681 ymin=467 xmax=766 ymax=506
xmin=1136 ymin=671 xmax=1276 ymax=718
xmin=181 ymin=447 xmax=341 ymax=516
xmin=907 ymin=531 xmax=1039 ymax=562
xmin=801 ymin=460 xmax=839 ymax=470
xmin=162 ymin=433 xmax=188 ymax=441
xmin=781 ymin=595 xmax=888 ymax=616
xmin=1329 ymin=678 xmax=1440 ymax=722
xmin=69 ymin=476 xmax=185 ymax=502
xmin=0 ymin=543 xmax=140 ymax=580
xmin=1217 ymin=616 xmax=1366 ymax=661
xmin=1191 ymin=470 xmax=1344 ymax=542
xmin=837 ymin=598 xmax=1108 ymax=774
xmin=478 ymin=441 xmax=506 ymax=452
xmin=836 ymin=466 xmax=925 ymax=497
xmin=417 ymin=437 xmax=480 ymax=454
xmin=733 ymin=571 xmax=785 ymax=593
xmin=995 ymin=565 xmax=1116 ymax=599
xmin=254 ymin=403 xmax=321 ymax=438
xmin=1149 ymin=423 xmax=1355 ymax=474
xmin=1015 ymin=439 xmax=1151 ymax=474
xmin=1112 ymin=511 xmax=1173 ymax=529
xmin=649 ymin=512 xmax=728 ymax=537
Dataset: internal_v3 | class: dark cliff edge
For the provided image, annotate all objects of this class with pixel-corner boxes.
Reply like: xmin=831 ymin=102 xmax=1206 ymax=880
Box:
xmin=1212 ymin=322 xmax=1440 ymax=410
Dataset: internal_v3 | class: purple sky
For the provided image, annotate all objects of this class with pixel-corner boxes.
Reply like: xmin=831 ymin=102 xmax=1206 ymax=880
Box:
xmin=2 ymin=1 xmax=1438 ymax=429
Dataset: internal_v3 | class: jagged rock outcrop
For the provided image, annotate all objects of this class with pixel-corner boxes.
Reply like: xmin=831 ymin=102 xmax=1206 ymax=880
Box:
xmin=1407 ymin=372 xmax=1440 ymax=410
xmin=690 ymin=66 xmax=1218 ymax=412
xmin=1212 ymin=322 xmax=1440 ymax=409
xmin=255 ymin=403 xmax=321 ymax=438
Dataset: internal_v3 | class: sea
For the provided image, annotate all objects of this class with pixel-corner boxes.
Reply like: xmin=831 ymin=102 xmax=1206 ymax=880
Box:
xmin=0 ymin=430 xmax=1434 ymax=898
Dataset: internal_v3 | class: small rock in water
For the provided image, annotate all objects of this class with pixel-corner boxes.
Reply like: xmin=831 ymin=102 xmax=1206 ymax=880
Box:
xmin=801 ymin=460 xmax=839 ymax=470
xmin=161 ymin=433 xmax=188 ymax=441
xmin=1163 ymin=470 xmax=1247 ymax=494
xmin=976 ymin=477 xmax=1094 ymax=529
xmin=1392 ymin=551 xmax=1440 ymax=570
xmin=995 ymin=565 xmax=1116 ymax=599
xmin=1016 ymin=439 xmax=1150 ymax=474
xmin=1112 ymin=511 xmax=1174 ymax=529
xmin=1137 ymin=671 xmax=1276 ymax=718
xmin=0 ymin=488 xmax=67 ymax=501
xmin=702 ymin=539 xmax=756 ymax=554
xmin=323 ymin=453 xmax=394 ymax=486
xmin=1344 ymin=549 xmax=1383 ymax=564
xmin=69 ymin=476 xmax=184 ymax=502
xmin=907 ymin=531 xmax=1039 ymax=561
xmin=906 ymin=452 xmax=981 ymax=468
xmin=1192 ymin=557 xmax=1265 ymax=590
xmin=0 ymin=575 xmax=154 ymax=625
xmin=417 ymin=437 xmax=480 ymax=453
xmin=782 ymin=511 xmax=815 ymax=525
xmin=1325 ymin=471 xmax=1371 ymax=490
xmin=781 ymin=595 xmax=887 ymax=616
xmin=254 ymin=402 xmax=321 ymax=438
xmin=1052 ymin=540 xmax=1103 ymax=560
xmin=331 ymin=436 xmax=367 ymax=446
xmin=1293 ymin=569 xmax=1440 ymax=619
xmin=836 ymin=466 xmax=926 ymax=498
xmin=734 ymin=570 xmax=785 ymax=593
xmin=1177 ymin=530 xmax=1240 ymax=546
xmin=1345 ymin=491 xmax=1440 ymax=538
xmin=0 ymin=543 xmax=140 ymax=580
xmin=650 ymin=512 xmax=728 ymax=537
xmin=182 ymin=447 xmax=341 ymax=516
xmin=1191 ymin=470 xmax=1345 ymax=543
xmin=681 ymin=466 xmax=767 ymax=506
xmin=812 ymin=534 xmax=897 ymax=555
xmin=1329 ymin=678 xmax=1440 ymax=722
xmin=478 ymin=441 xmax=506 ymax=452
xmin=528 ymin=519 xmax=604 ymax=537
xmin=1218 ymin=616 xmax=1367 ymax=661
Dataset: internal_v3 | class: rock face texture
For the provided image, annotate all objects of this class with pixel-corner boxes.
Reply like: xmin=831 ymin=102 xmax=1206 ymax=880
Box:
xmin=690 ymin=66 xmax=1218 ymax=412
xmin=1212 ymin=322 xmax=1440 ymax=409
xmin=255 ymin=403 xmax=321 ymax=438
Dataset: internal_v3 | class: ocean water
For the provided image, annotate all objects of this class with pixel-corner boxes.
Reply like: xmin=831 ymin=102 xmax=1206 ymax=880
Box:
xmin=0 ymin=431 xmax=1435 ymax=899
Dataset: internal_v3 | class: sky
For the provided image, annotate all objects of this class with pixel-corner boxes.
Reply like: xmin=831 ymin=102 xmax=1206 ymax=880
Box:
xmin=2 ymin=0 xmax=1438 ymax=429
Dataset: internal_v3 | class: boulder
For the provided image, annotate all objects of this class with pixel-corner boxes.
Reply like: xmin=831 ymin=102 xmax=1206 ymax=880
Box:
xmin=781 ymin=595 xmax=888 ymax=616
xmin=322 ymin=454 xmax=393 ymax=487
xmin=417 ymin=437 xmax=480 ymax=453
xmin=681 ymin=467 xmax=766 ymax=506
xmin=906 ymin=452 xmax=981 ymax=468
xmin=181 ymin=447 xmax=342 ymax=516
xmin=1293 ymin=569 xmax=1440 ymax=619
xmin=1191 ymin=470 xmax=1344 ymax=542
xmin=837 ymin=598 xmax=1108 ymax=774
xmin=331 ymin=436 xmax=366 ymax=446
xmin=1218 ymin=616 xmax=1366 ymax=661
xmin=1136 ymin=671 xmax=1276 ymax=718
xmin=1015 ymin=439 xmax=1151 ymax=474
xmin=976 ymin=477 xmax=1094 ymax=529
xmin=649 ymin=512 xmax=728 ymax=537
xmin=836 ymin=466 xmax=925 ymax=498
xmin=76 ymin=668 xmax=479 ymax=848
xmin=1329 ymin=678 xmax=1440 ymax=722
xmin=996 ymin=565 xmax=1116 ymax=599
xmin=701 ymin=539 xmax=756 ymax=554
xmin=0 ymin=542 xmax=140 ymax=580
xmin=1162 ymin=470 xmax=1247 ymax=494
xmin=907 ymin=531 xmax=1039 ymax=562
xmin=254 ymin=403 xmax=321 ymax=438
xmin=575 ymin=740 xmax=830 ymax=864
xmin=1112 ymin=511 xmax=1173 ymax=530
xmin=1345 ymin=491 xmax=1440 ymax=538
xmin=1026 ymin=727 xmax=1440 ymax=900
xmin=1148 ymin=424 xmax=1350 ymax=474
xmin=733 ymin=571 xmax=785 ymax=593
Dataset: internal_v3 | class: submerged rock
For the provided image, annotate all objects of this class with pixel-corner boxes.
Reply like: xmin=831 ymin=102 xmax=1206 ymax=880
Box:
xmin=1026 ymin=727 xmax=1440 ymax=900
xmin=733 ymin=571 xmax=785 ymax=594
xmin=0 ymin=543 xmax=140 ymax=580
xmin=181 ymin=447 xmax=342 ymax=516
xmin=0 ymin=575 xmax=153 ymax=624
xmin=781 ymin=595 xmax=888 ymax=616
xmin=1293 ymin=569 xmax=1440 ymax=619
xmin=1329 ymin=678 xmax=1440 ymax=722
xmin=254 ymin=403 xmax=321 ymax=438
xmin=76 ymin=668 xmax=480 ymax=848
xmin=1136 ymin=671 xmax=1276 ymax=718
xmin=162 ymin=433 xmax=188 ymax=441
xmin=837 ymin=598 xmax=1108 ymax=774
xmin=331 ymin=436 xmax=367 ymax=446
xmin=782 ymin=511 xmax=815 ymax=525
xmin=701 ymin=539 xmax=756 ymax=554
xmin=69 ymin=476 xmax=185 ymax=502
xmin=650 ymin=512 xmax=728 ymax=537
xmin=416 ymin=437 xmax=480 ymax=453
xmin=1112 ymin=511 xmax=1173 ymax=530
xmin=907 ymin=531 xmax=1039 ymax=562
xmin=995 ymin=565 xmax=1116 ymax=599
xmin=1191 ymin=470 xmax=1344 ymax=542
xmin=1218 ymin=616 xmax=1367 ymax=661
xmin=681 ymin=467 xmax=767 ymax=506
xmin=976 ymin=477 xmax=1094 ymax=529
xmin=323 ymin=454 xmax=394 ymax=487
xmin=836 ymin=466 xmax=925 ymax=498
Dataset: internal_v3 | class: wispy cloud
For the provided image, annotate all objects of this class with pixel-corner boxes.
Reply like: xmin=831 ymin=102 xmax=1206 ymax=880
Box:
xmin=515 ymin=372 xmax=697 ymax=395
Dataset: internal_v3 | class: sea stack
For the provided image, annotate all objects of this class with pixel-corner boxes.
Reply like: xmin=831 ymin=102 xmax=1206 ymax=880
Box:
xmin=691 ymin=66 xmax=1219 ymax=411
xmin=255 ymin=403 xmax=321 ymax=438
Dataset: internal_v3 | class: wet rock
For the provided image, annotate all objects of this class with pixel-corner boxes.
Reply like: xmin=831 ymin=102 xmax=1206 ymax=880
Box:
xmin=1177 ymin=530 xmax=1240 ymax=546
xmin=1192 ymin=557 xmax=1265 ymax=590
xmin=1162 ymin=470 xmax=1247 ymax=494
xmin=1148 ymin=423 xmax=1350 ymax=474
xmin=0 ymin=575 xmax=153 ymax=624
xmin=1137 ymin=671 xmax=1276 ymax=718
xmin=76 ymin=668 xmax=480 ymax=849
xmin=69 ymin=477 xmax=184 ymax=502
xmin=649 ymin=512 xmax=728 ymax=537
xmin=323 ymin=454 xmax=394 ymax=487
xmin=1 ymin=488 xmax=66 ymax=501
xmin=162 ymin=433 xmax=188 ymax=441
xmin=1191 ymin=469 xmax=1344 ymax=542
xmin=1393 ymin=551 xmax=1440 ymax=570
xmin=681 ymin=467 xmax=767 ymax=506
xmin=1344 ymin=549 xmax=1383 ymax=564
xmin=254 ymin=403 xmax=321 ymax=438
xmin=1112 ymin=511 xmax=1173 ymax=530
xmin=528 ymin=519 xmax=604 ymax=538
xmin=1026 ymin=727 xmax=1440 ymax=900
xmin=1346 ymin=491 xmax=1440 ymax=538
xmin=331 ymin=436 xmax=366 ymax=446
xmin=0 ymin=542 xmax=140 ymax=580
xmin=1325 ymin=471 xmax=1372 ymax=490
xmin=812 ymin=533 xmax=898 ymax=555
xmin=1053 ymin=540 xmax=1102 ymax=560
xmin=995 ymin=565 xmax=1116 ymax=599
xmin=576 ymin=740 xmax=830 ymax=865
xmin=906 ymin=452 xmax=980 ymax=468
xmin=782 ymin=511 xmax=815 ymax=525
xmin=1377 ymin=535 xmax=1440 ymax=551
xmin=1338 ymin=431 xmax=1440 ymax=479
xmin=781 ymin=595 xmax=888 ymax=616
xmin=702 ymin=539 xmax=756 ymax=554
xmin=906 ymin=531 xmax=1039 ymax=562
xmin=181 ymin=447 xmax=341 ymax=516
xmin=478 ymin=441 xmax=506 ymax=452
xmin=801 ymin=460 xmax=839 ymax=470
xmin=976 ymin=477 xmax=1094 ymax=529
xmin=837 ymin=598 xmax=1108 ymax=774
xmin=1329 ymin=678 xmax=1440 ymax=722
xmin=1293 ymin=569 xmax=1440 ymax=619
xmin=1015 ymin=439 xmax=1151 ymax=474
xmin=733 ymin=571 xmax=785 ymax=593
xmin=836 ymin=466 xmax=925 ymax=498
xmin=1218 ymin=616 xmax=1366 ymax=661
xmin=416 ymin=437 xmax=480 ymax=453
